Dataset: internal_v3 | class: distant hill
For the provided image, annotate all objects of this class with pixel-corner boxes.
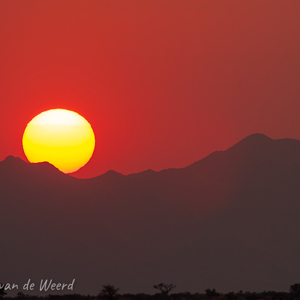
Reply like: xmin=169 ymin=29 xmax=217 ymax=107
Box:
xmin=1 ymin=133 xmax=300 ymax=295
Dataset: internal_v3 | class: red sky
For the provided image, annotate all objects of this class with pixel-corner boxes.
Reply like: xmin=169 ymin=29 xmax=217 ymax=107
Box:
xmin=0 ymin=0 xmax=300 ymax=178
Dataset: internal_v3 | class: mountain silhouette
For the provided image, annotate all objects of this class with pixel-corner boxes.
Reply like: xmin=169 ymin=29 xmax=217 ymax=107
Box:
xmin=1 ymin=133 xmax=300 ymax=295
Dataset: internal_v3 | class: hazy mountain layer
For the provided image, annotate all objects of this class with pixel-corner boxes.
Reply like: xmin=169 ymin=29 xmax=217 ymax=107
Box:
xmin=1 ymin=134 xmax=300 ymax=295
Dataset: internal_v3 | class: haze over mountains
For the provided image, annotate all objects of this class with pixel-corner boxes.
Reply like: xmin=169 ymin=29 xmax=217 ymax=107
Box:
xmin=1 ymin=133 xmax=300 ymax=296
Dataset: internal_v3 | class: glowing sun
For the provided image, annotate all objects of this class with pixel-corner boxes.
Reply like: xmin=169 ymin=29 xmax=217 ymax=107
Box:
xmin=22 ymin=109 xmax=95 ymax=173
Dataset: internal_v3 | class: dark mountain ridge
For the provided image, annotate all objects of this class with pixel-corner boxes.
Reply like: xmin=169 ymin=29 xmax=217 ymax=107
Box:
xmin=1 ymin=133 xmax=300 ymax=296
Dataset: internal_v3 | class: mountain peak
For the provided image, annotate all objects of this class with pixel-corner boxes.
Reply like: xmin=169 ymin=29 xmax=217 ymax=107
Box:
xmin=227 ymin=133 xmax=273 ymax=153
xmin=0 ymin=156 xmax=72 ymax=181
xmin=2 ymin=155 xmax=28 ymax=166
xmin=236 ymin=133 xmax=273 ymax=146
xmin=32 ymin=160 xmax=63 ymax=172
xmin=240 ymin=133 xmax=272 ymax=142
xmin=100 ymin=169 xmax=124 ymax=179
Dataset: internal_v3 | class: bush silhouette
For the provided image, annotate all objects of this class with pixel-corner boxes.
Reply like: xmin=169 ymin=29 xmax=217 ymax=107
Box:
xmin=99 ymin=284 xmax=120 ymax=300
xmin=205 ymin=289 xmax=220 ymax=297
xmin=290 ymin=284 xmax=300 ymax=297
xmin=153 ymin=283 xmax=176 ymax=297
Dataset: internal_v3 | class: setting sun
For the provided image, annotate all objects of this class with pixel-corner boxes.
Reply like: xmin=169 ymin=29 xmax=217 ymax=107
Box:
xmin=22 ymin=109 xmax=95 ymax=173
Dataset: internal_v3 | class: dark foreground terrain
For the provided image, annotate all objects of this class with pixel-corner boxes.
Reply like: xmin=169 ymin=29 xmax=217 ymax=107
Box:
xmin=2 ymin=289 xmax=299 ymax=300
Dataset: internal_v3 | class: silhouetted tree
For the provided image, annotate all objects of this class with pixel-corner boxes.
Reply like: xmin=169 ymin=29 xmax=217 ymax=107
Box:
xmin=226 ymin=292 xmax=237 ymax=300
xmin=290 ymin=284 xmax=300 ymax=297
xmin=153 ymin=283 xmax=177 ymax=296
xmin=244 ymin=292 xmax=258 ymax=300
xmin=205 ymin=289 xmax=220 ymax=297
xmin=0 ymin=283 xmax=7 ymax=297
xmin=99 ymin=284 xmax=119 ymax=300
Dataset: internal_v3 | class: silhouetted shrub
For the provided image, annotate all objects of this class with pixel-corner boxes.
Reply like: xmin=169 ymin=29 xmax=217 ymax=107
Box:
xmin=153 ymin=284 xmax=177 ymax=297
xmin=99 ymin=285 xmax=120 ymax=300
xmin=205 ymin=289 xmax=220 ymax=298
xmin=290 ymin=284 xmax=300 ymax=297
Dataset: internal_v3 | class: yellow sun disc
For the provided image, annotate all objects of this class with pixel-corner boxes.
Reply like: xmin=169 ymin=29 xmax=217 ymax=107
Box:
xmin=22 ymin=109 xmax=95 ymax=173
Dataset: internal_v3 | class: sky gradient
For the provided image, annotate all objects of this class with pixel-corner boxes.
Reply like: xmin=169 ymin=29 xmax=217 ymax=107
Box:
xmin=0 ymin=0 xmax=300 ymax=178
